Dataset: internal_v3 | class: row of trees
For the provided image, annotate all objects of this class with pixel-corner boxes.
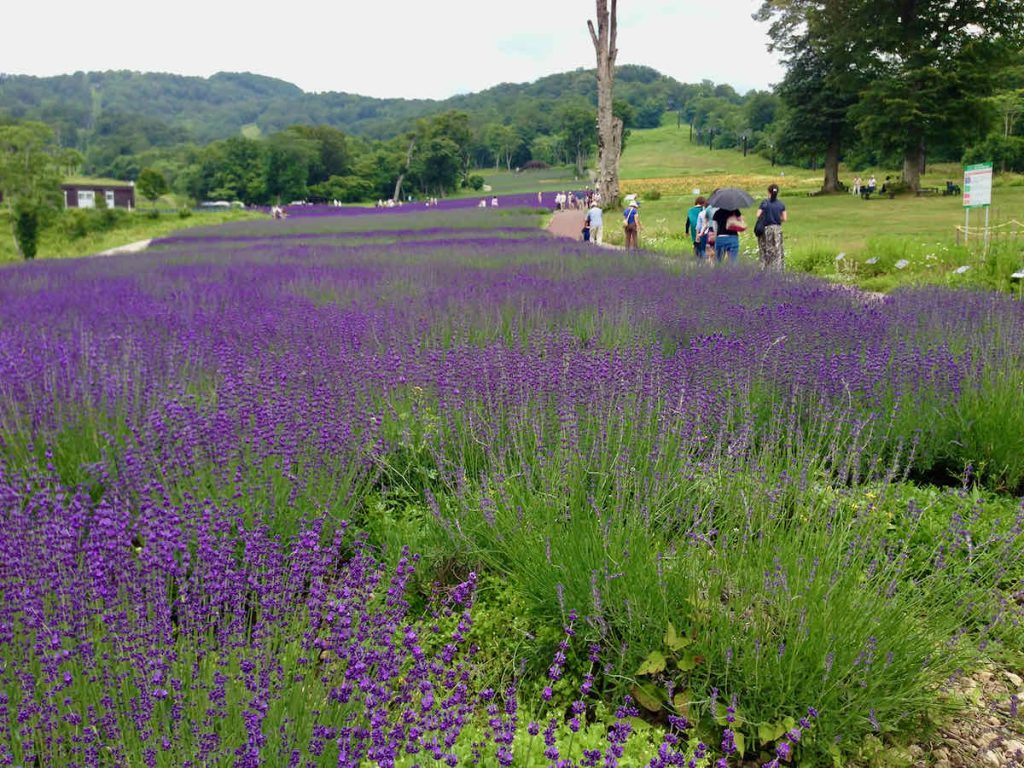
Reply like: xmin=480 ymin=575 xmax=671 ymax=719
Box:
xmin=75 ymin=85 xmax=661 ymax=207
xmin=756 ymin=0 xmax=1024 ymax=192
xmin=0 ymin=66 xmax=678 ymax=178
xmin=121 ymin=105 xmax=616 ymax=207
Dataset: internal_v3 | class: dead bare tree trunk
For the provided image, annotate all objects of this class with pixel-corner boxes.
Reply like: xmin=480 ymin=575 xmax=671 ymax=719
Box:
xmin=392 ymin=137 xmax=416 ymax=203
xmin=589 ymin=0 xmax=622 ymax=207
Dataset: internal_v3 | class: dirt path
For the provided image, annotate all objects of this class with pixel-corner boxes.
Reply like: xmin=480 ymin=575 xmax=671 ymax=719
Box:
xmin=95 ymin=239 xmax=152 ymax=257
xmin=545 ymin=209 xmax=588 ymax=242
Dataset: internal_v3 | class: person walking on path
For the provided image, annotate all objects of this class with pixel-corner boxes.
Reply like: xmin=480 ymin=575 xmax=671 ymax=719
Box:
xmin=711 ymin=207 xmax=743 ymax=264
xmin=685 ymin=195 xmax=707 ymax=261
xmin=623 ymin=200 xmax=640 ymax=250
xmin=587 ymin=202 xmax=604 ymax=245
xmin=755 ymin=183 xmax=787 ymax=271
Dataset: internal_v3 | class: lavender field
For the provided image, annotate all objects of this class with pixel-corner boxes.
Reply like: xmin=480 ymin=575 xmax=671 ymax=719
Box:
xmin=1 ymin=201 xmax=1023 ymax=766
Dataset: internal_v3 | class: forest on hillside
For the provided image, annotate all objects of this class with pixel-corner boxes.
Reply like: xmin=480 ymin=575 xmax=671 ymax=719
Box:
xmin=1 ymin=0 xmax=1023 ymax=207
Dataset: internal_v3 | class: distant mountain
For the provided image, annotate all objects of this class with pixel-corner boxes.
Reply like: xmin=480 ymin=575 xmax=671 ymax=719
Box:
xmin=0 ymin=66 xmax=696 ymax=146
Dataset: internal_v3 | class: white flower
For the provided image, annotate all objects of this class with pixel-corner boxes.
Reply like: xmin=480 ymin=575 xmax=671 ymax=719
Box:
xmin=895 ymin=259 xmax=910 ymax=270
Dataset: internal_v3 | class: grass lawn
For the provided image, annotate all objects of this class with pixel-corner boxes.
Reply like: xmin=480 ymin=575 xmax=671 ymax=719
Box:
xmin=0 ymin=208 xmax=266 ymax=265
xmin=476 ymin=117 xmax=1023 ymax=291
xmin=462 ymin=165 xmax=583 ymax=197
xmin=583 ymin=120 xmax=1024 ymax=292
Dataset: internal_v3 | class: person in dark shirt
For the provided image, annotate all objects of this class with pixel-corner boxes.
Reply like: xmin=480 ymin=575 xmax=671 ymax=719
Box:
xmin=712 ymin=207 xmax=741 ymax=264
xmin=755 ymin=183 xmax=788 ymax=271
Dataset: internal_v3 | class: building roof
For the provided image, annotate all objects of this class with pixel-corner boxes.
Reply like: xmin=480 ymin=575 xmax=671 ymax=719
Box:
xmin=63 ymin=176 xmax=135 ymax=188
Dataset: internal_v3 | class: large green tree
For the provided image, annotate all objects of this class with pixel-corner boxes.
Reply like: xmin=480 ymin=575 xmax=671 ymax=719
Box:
xmin=756 ymin=0 xmax=865 ymax=192
xmin=265 ymin=131 xmax=317 ymax=203
xmin=285 ymin=125 xmax=352 ymax=184
xmin=760 ymin=0 xmax=1024 ymax=190
xmin=557 ymin=103 xmax=597 ymax=178
xmin=851 ymin=0 xmax=1024 ymax=190
xmin=136 ymin=167 xmax=168 ymax=207
xmin=0 ymin=121 xmax=62 ymax=259
xmin=410 ymin=136 xmax=461 ymax=195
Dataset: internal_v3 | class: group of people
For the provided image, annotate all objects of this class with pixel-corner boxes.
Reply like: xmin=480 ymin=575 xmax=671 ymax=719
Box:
xmin=572 ymin=186 xmax=788 ymax=269
xmin=683 ymin=185 xmax=788 ymax=270
xmin=553 ymin=189 xmax=601 ymax=211
xmin=850 ymin=176 xmax=878 ymax=197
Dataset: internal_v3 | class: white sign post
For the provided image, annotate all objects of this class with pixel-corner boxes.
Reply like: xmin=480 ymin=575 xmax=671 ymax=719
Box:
xmin=963 ymin=162 xmax=993 ymax=249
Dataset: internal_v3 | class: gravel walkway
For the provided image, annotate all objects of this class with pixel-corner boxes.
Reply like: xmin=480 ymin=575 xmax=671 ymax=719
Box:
xmin=545 ymin=209 xmax=588 ymax=241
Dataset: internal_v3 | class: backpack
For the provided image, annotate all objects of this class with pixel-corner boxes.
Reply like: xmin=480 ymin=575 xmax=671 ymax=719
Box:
xmin=754 ymin=206 xmax=767 ymax=237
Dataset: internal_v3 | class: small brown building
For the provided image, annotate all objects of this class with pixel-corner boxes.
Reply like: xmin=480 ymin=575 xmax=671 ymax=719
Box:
xmin=62 ymin=179 xmax=135 ymax=210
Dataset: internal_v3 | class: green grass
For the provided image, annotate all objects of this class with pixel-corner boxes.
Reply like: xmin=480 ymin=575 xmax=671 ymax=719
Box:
xmin=466 ymin=165 xmax=584 ymax=197
xmin=63 ymin=175 xmax=134 ymax=187
xmin=0 ymin=207 xmax=266 ymax=264
xmin=621 ymin=121 xmax=801 ymax=179
xmin=549 ymin=121 xmax=1024 ymax=292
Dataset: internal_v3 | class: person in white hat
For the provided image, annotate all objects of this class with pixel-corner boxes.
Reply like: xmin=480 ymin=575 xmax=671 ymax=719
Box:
xmin=623 ymin=199 xmax=640 ymax=250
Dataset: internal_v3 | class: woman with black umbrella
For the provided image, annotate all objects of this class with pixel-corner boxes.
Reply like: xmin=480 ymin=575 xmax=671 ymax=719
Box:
xmin=712 ymin=207 xmax=742 ymax=264
xmin=707 ymin=188 xmax=753 ymax=265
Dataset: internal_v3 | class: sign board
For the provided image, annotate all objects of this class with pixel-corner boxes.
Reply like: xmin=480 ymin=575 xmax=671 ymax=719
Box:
xmin=963 ymin=163 xmax=993 ymax=208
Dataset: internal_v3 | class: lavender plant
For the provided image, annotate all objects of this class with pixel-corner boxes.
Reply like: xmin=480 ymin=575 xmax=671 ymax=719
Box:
xmin=0 ymin=200 xmax=1021 ymax=764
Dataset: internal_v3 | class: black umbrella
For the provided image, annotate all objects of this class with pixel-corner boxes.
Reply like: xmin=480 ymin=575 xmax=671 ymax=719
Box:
xmin=707 ymin=188 xmax=755 ymax=209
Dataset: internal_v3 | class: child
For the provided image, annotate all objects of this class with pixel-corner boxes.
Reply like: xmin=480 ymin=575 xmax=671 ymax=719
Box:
xmin=582 ymin=213 xmax=591 ymax=242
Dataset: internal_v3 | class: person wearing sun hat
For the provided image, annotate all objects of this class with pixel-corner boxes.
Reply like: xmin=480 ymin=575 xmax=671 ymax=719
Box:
xmin=623 ymin=197 xmax=640 ymax=250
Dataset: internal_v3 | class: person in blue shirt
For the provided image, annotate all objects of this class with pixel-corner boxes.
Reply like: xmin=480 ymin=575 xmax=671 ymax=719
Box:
xmin=623 ymin=201 xmax=640 ymax=249
xmin=685 ymin=196 xmax=707 ymax=260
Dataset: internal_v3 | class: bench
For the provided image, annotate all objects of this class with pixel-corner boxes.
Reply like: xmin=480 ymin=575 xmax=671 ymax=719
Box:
xmin=861 ymin=187 xmax=895 ymax=200
xmin=916 ymin=187 xmax=941 ymax=197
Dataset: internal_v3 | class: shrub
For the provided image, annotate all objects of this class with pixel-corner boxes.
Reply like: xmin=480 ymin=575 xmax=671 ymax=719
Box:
xmin=465 ymin=174 xmax=485 ymax=191
xmin=644 ymin=189 xmax=662 ymax=201
xmin=522 ymin=160 xmax=550 ymax=170
xmin=964 ymin=136 xmax=1024 ymax=173
xmin=12 ymin=199 xmax=41 ymax=259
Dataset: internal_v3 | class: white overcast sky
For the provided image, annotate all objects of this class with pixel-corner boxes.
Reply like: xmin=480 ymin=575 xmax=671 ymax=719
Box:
xmin=5 ymin=1 xmax=783 ymax=100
